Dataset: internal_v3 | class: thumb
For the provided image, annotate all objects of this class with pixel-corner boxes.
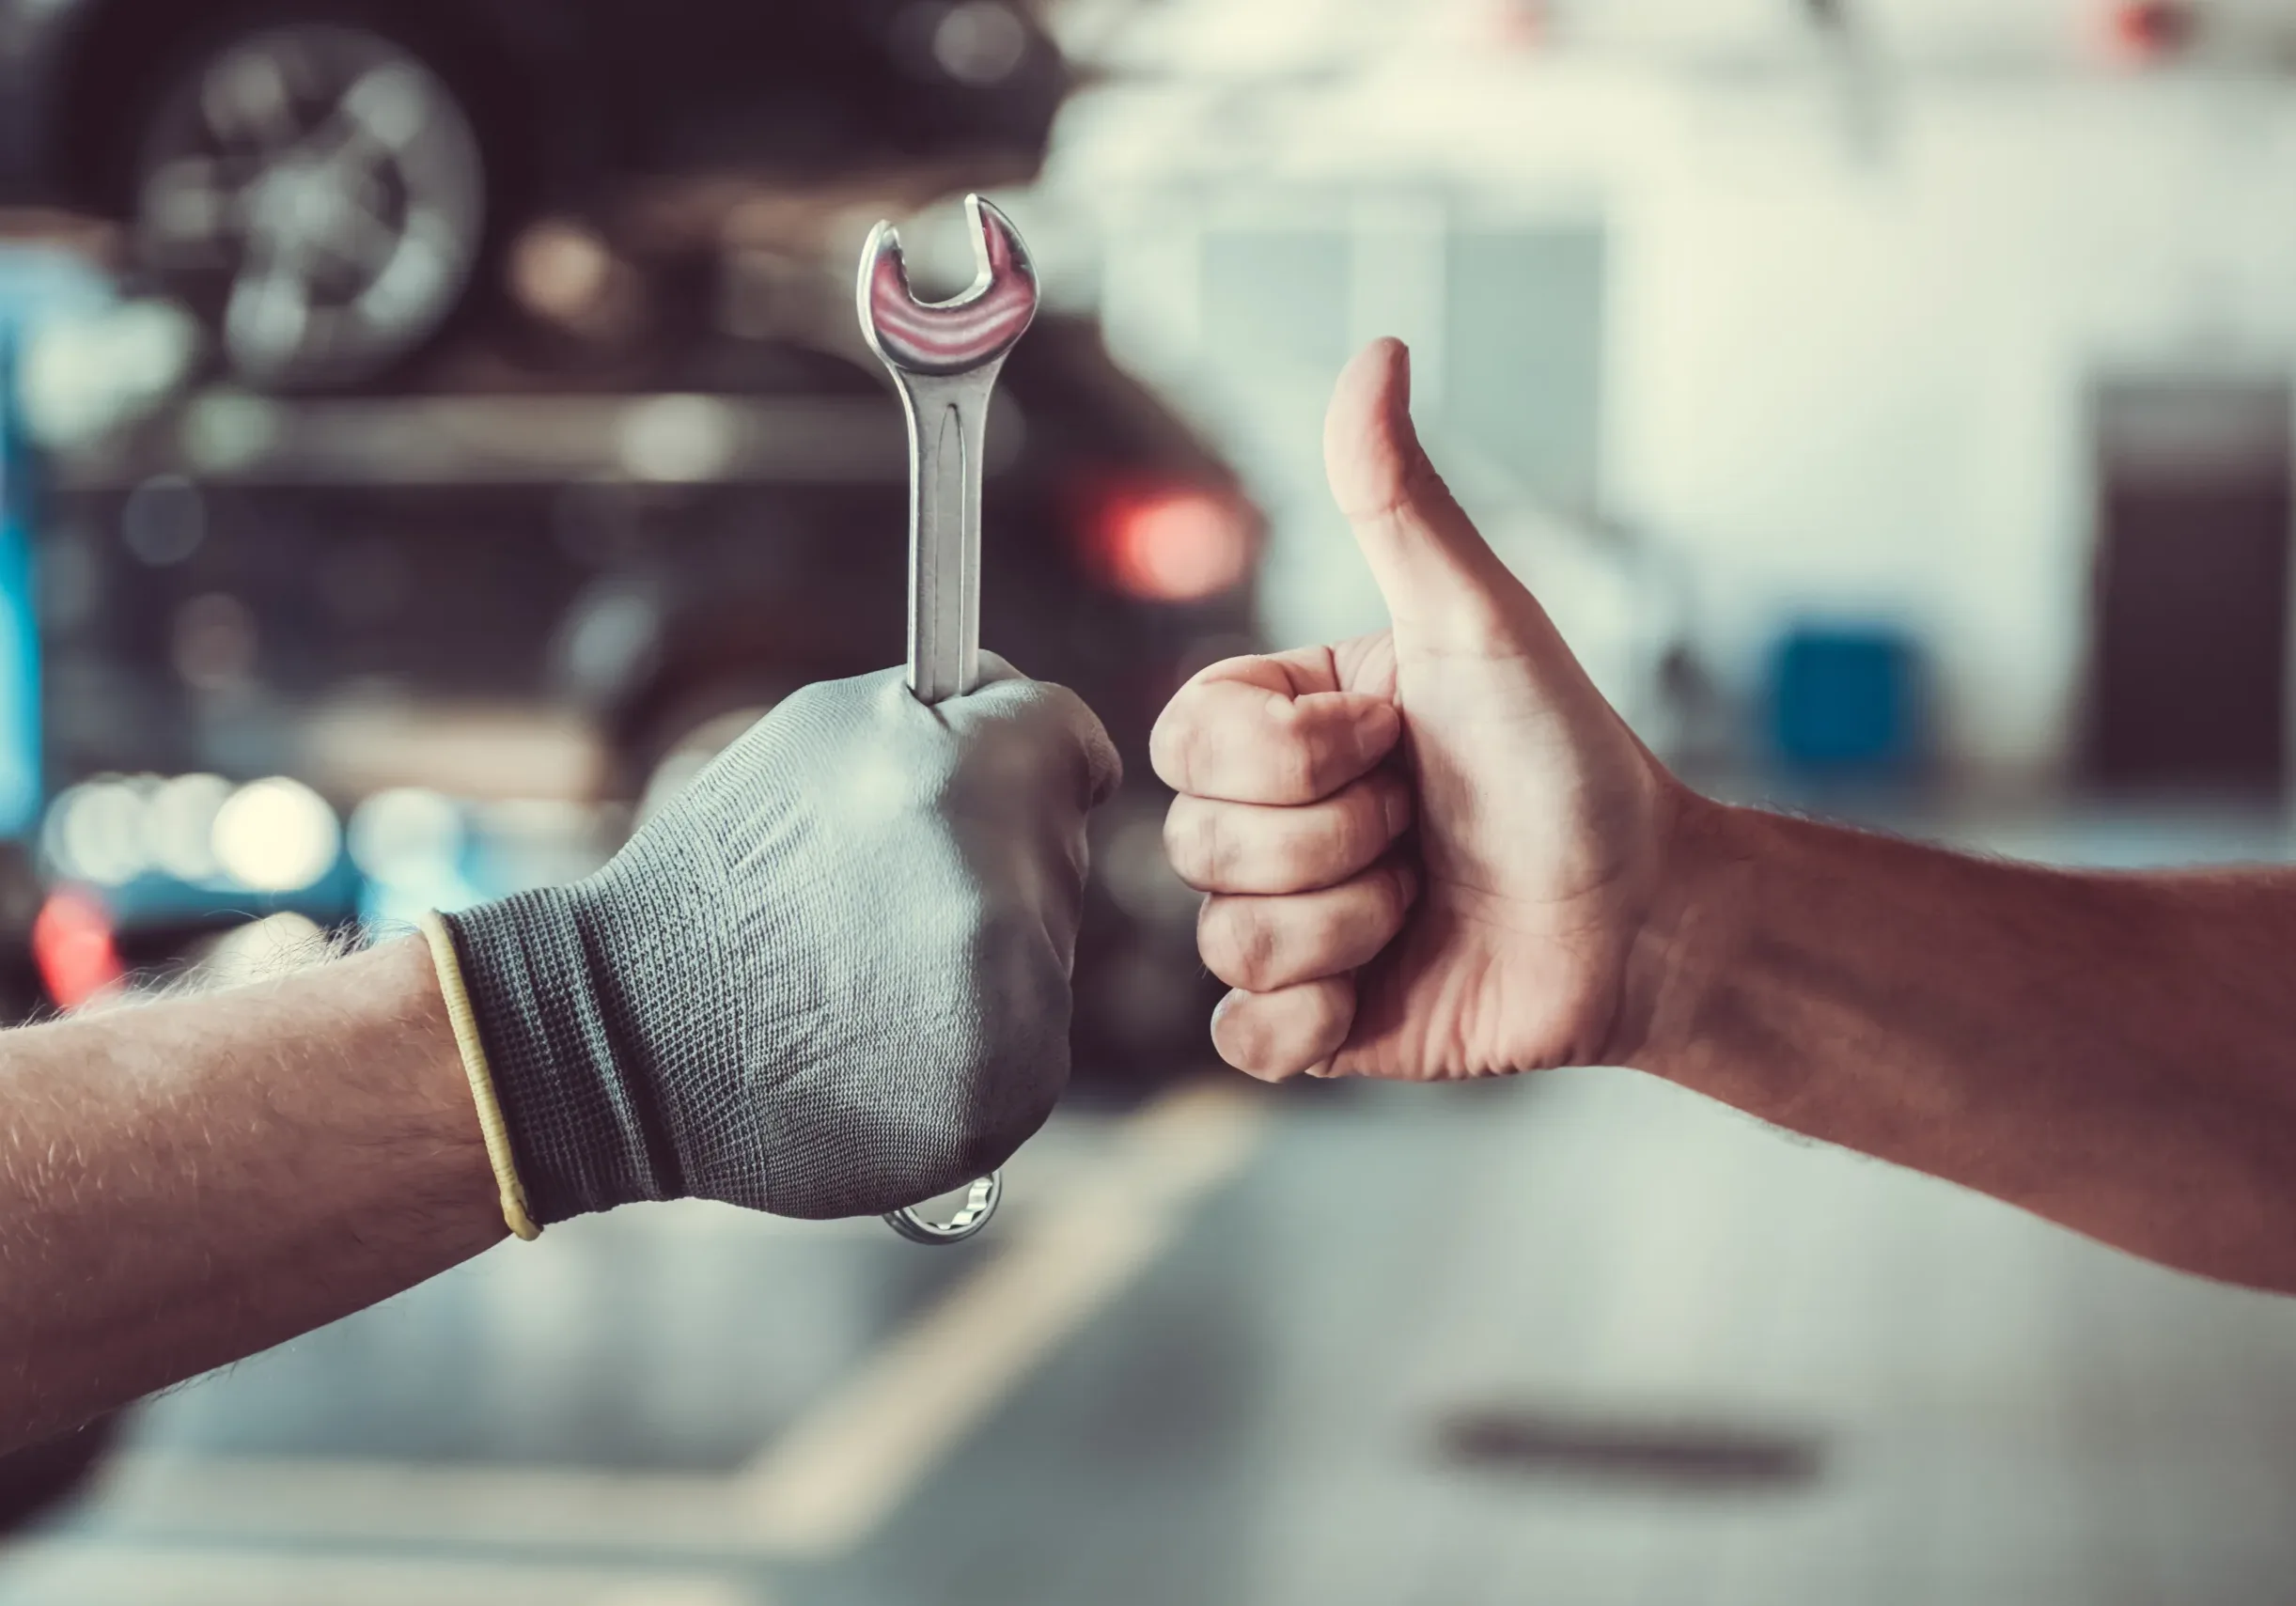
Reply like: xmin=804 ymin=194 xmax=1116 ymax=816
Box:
xmin=1324 ymin=338 xmax=1526 ymax=647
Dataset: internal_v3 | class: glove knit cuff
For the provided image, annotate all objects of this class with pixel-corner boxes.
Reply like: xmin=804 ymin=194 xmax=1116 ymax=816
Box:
xmin=442 ymin=887 xmax=679 ymax=1223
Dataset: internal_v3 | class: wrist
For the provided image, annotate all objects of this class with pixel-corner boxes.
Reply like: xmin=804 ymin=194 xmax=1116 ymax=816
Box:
xmin=1600 ymin=787 xmax=1759 ymax=1076
xmin=368 ymin=935 xmax=502 ymax=1179
xmin=248 ymin=935 xmax=508 ymax=1255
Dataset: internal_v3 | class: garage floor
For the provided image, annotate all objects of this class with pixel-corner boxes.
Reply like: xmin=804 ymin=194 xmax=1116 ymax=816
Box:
xmin=6 ymin=804 xmax=2296 ymax=1606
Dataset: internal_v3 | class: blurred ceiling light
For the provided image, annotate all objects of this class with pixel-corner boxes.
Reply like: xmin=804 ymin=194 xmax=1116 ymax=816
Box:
xmin=181 ymin=392 xmax=281 ymax=475
xmin=212 ymin=777 xmax=340 ymax=893
xmin=935 ymin=2 xmax=1030 ymax=85
xmin=148 ymin=772 xmax=231 ymax=882
xmin=43 ymin=779 xmax=152 ymax=887
xmin=348 ymin=787 xmax=464 ymax=884
xmin=199 ymin=911 xmax=327 ymax=988
xmin=120 ymin=474 xmax=207 ymax=567
xmin=617 ymin=395 xmax=738 ymax=482
xmin=32 ymin=889 xmax=123 ymax=1010
xmin=510 ymin=220 xmax=615 ymax=318
xmin=508 ymin=218 xmax=643 ymax=339
xmin=20 ymin=298 xmax=199 ymax=450
xmin=1089 ymin=486 xmax=1256 ymax=602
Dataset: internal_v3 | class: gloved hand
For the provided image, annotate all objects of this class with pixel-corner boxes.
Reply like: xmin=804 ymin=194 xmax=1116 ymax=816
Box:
xmin=440 ymin=657 xmax=1120 ymax=1223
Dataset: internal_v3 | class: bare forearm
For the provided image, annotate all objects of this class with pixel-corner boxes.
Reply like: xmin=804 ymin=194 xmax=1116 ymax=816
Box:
xmin=1621 ymin=801 xmax=2296 ymax=1290
xmin=0 ymin=938 xmax=501 ymax=1447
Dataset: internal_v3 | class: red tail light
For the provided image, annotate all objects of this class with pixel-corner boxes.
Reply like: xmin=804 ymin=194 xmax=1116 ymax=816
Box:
xmin=1083 ymin=484 xmax=1256 ymax=603
xmin=2097 ymin=0 xmax=2194 ymax=63
xmin=34 ymin=889 xmax=124 ymax=1009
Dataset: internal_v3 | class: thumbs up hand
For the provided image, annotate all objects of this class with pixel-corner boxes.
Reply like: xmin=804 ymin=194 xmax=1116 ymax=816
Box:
xmin=1151 ymin=338 xmax=1693 ymax=1082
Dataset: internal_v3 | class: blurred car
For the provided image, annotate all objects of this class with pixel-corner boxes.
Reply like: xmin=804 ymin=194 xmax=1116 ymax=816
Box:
xmin=0 ymin=0 xmax=1067 ymax=389
xmin=38 ymin=312 xmax=1261 ymax=1086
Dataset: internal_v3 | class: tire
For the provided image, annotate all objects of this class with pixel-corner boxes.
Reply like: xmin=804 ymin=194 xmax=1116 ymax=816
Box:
xmin=127 ymin=18 xmax=490 ymax=392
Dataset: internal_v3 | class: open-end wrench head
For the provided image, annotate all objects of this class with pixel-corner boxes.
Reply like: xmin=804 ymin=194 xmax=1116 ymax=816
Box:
xmin=858 ymin=195 xmax=1039 ymax=379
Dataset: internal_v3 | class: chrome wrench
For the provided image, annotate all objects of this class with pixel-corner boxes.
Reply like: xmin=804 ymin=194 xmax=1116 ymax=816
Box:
xmin=858 ymin=193 xmax=1039 ymax=1244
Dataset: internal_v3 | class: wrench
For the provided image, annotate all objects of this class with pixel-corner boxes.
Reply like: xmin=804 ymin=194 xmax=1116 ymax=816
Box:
xmin=858 ymin=193 xmax=1039 ymax=1245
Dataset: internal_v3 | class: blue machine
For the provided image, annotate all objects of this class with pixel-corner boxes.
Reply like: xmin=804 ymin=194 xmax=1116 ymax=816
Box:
xmin=0 ymin=250 xmax=102 ymax=838
xmin=1767 ymin=623 xmax=1927 ymax=777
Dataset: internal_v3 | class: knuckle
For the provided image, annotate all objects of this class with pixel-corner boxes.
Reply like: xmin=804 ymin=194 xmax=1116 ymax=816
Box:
xmin=1212 ymin=991 xmax=1303 ymax=1078
xmin=1198 ymin=897 xmax=1281 ymax=990
xmin=912 ymin=1040 xmax=1060 ymax=1188
xmin=1160 ymin=799 xmax=1195 ymax=875
xmin=1264 ymin=700 xmax=1328 ymax=803
xmin=1147 ymin=712 xmax=1192 ymax=791
xmin=1164 ymin=800 xmax=1234 ymax=888
xmin=1264 ymin=824 xmax=1314 ymax=889
xmin=1281 ymin=811 xmax=1346 ymax=887
xmin=1212 ymin=998 xmax=1277 ymax=1071
xmin=1212 ymin=980 xmax=1351 ymax=1080
xmin=1149 ymin=691 xmax=1219 ymax=793
xmin=1275 ymin=785 xmax=1379 ymax=887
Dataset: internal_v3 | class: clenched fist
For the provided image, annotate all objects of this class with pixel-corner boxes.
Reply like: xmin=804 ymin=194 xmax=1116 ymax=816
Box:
xmin=1151 ymin=338 xmax=1688 ymax=1082
xmin=446 ymin=658 xmax=1119 ymax=1220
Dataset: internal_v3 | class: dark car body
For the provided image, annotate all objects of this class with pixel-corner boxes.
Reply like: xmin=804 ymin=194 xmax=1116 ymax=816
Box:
xmin=39 ymin=313 xmax=1257 ymax=1083
xmin=0 ymin=0 xmax=1068 ymax=216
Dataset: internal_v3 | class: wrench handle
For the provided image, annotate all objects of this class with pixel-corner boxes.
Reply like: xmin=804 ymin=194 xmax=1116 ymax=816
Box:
xmin=897 ymin=369 xmax=997 ymax=706
xmin=886 ymin=367 xmax=1005 ymax=1246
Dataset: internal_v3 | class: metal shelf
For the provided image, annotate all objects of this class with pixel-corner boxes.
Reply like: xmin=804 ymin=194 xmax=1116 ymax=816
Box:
xmin=52 ymin=387 xmax=1023 ymax=491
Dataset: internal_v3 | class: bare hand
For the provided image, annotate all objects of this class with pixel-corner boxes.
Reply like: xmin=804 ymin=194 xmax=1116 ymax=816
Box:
xmin=1151 ymin=338 xmax=1687 ymax=1081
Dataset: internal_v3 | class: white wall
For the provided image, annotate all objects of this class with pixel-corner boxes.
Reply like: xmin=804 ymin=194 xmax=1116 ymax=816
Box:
xmin=1046 ymin=43 xmax=2296 ymax=781
xmin=1617 ymin=77 xmax=2296 ymax=778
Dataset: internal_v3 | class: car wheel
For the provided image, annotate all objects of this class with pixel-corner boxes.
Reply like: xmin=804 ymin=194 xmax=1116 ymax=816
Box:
xmin=129 ymin=20 xmax=488 ymax=392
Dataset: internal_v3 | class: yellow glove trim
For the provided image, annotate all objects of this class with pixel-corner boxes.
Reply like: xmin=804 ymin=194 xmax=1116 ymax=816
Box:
xmin=418 ymin=912 xmax=541 ymax=1241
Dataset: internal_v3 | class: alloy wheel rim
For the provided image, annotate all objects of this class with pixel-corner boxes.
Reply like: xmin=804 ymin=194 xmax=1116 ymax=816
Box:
xmin=133 ymin=24 xmax=484 ymax=388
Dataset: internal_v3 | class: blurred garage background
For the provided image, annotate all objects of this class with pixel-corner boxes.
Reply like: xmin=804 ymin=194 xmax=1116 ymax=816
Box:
xmin=3 ymin=0 xmax=2296 ymax=1601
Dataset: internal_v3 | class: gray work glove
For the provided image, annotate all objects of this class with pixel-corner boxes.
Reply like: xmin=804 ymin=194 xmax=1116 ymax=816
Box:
xmin=441 ymin=657 xmax=1120 ymax=1223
